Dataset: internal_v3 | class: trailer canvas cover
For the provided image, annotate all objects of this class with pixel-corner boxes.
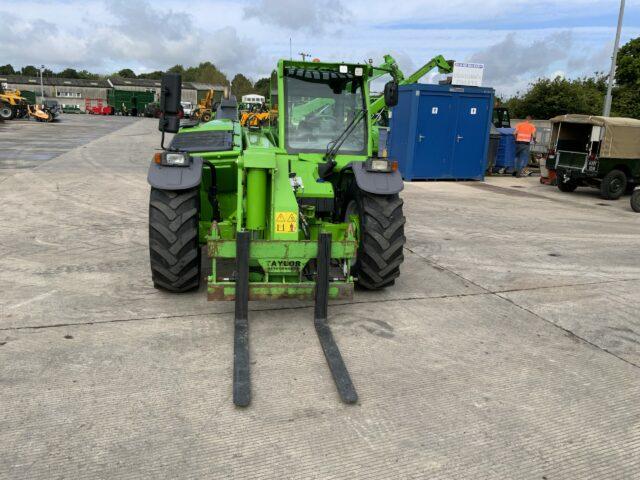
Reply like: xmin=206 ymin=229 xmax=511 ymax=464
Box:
xmin=550 ymin=114 xmax=640 ymax=159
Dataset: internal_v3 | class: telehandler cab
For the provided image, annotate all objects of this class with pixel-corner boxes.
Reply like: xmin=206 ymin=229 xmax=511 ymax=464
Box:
xmin=148 ymin=60 xmax=406 ymax=406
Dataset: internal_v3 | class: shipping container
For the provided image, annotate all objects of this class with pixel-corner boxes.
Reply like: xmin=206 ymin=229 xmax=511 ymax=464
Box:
xmin=388 ymin=84 xmax=494 ymax=181
xmin=107 ymin=89 xmax=155 ymax=115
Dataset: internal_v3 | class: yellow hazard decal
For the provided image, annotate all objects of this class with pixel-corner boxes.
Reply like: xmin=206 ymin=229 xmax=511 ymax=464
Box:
xmin=275 ymin=211 xmax=298 ymax=233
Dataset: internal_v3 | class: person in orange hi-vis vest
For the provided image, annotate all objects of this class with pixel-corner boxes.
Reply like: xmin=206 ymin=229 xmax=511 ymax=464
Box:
xmin=513 ymin=116 xmax=536 ymax=177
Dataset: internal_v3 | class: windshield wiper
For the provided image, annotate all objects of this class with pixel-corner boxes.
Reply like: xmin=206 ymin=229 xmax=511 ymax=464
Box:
xmin=318 ymin=109 xmax=365 ymax=178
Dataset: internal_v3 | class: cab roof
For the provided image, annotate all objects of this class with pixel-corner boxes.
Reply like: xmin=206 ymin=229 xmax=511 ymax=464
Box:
xmin=550 ymin=114 xmax=640 ymax=128
xmin=551 ymin=114 xmax=640 ymax=159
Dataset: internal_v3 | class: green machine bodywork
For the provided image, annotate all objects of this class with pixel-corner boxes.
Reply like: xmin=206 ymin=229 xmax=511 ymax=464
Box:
xmin=149 ymin=59 xmax=406 ymax=406
xmin=150 ymin=59 xmax=405 ymax=301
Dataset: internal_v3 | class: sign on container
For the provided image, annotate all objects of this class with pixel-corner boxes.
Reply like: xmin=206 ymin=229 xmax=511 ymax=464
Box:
xmin=452 ymin=62 xmax=484 ymax=87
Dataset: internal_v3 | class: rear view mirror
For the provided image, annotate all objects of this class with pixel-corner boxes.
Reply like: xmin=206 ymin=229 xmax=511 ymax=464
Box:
xmin=384 ymin=81 xmax=399 ymax=108
xmin=159 ymin=73 xmax=182 ymax=133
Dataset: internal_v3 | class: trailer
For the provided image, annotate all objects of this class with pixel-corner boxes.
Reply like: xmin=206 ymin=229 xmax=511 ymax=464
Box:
xmin=85 ymin=98 xmax=104 ymax=114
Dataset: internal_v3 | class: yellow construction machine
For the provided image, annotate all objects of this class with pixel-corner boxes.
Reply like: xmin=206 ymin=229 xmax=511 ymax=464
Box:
xmin=193 ymin=89 xmax=216 ymax=122
xmin=0 ymin=84 xmax=29 ymax=120
xmin=27 ymin=104 xmax=54 ymax=122
xmin=239 ymin=103 xmax=271 ymax=128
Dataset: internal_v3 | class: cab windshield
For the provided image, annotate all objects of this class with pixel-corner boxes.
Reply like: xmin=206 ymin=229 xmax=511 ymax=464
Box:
xmin=284 ymin=69 xmax=367 ymax=154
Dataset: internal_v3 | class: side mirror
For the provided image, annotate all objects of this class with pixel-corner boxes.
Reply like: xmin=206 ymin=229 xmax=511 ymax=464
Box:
xmin=384 ymin=81 xmax=399 ymax=108
xmin=159 ymin=73 xmax=182 ymax=133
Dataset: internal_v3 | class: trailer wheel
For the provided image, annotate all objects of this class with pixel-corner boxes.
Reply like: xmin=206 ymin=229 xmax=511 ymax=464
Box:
xmin=149 ymin=188 xmax=201 ymax=292
xmin=600 ymin=169 xmax=627 ymax=200
xmin=631 ymin=190 xmax=640 ymax=213
xmin=0 ymin=104 xmax=14 ymax=120
xmin=345 ymin=190 xmax=406 ymax=290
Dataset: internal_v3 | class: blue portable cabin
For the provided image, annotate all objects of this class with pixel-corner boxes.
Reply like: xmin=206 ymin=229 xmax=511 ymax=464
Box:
xmin=387 ymin=84 xmax=494 ymax=181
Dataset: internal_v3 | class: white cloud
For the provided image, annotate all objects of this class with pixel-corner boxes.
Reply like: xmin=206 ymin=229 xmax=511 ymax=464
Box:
xmin=243 ymin=0 xmax=349 ymax=32
xmin=1 ymin=0 xmax=638 ymax=91
xmin=468 ymin=32 xmax=573 ymax=89
xmin=0 ymin=0 xmax=267 ymax=79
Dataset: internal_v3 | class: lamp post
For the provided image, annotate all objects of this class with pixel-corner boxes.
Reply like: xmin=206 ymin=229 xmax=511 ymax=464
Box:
xmin=39 ymin=64 xmax=45 ymax=104
xmin=603 ymin=0 xmax=625 ymax=117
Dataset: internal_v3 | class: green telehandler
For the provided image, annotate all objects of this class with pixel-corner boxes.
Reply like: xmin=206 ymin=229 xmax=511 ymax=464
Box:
xmin=148 ymin=59 xmax=405 ymax=406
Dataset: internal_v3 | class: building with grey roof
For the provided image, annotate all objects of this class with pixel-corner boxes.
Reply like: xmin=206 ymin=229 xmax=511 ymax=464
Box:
xmin=0 ymin=75 xmax=228 ymax=113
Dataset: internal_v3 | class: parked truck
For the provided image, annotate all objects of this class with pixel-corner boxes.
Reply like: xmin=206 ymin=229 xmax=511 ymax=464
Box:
xmin=551 ymin=114 xmax=640 ymax=200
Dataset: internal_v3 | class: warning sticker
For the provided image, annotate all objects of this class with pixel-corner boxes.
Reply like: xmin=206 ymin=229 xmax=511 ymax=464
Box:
xmin=275 ymin=211 xmax=298 ymax=233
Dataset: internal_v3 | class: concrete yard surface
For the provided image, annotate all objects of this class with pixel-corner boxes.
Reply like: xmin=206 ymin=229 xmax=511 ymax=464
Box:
xmin=1 ymin=115 xmax=639 ymax=479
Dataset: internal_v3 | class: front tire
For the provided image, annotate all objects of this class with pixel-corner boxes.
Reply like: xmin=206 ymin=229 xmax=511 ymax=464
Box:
xmin=600 ymin=169 xmax=627 ymax=200
xmin=149 ymin=188 xmax=201 ymax=292
xmin=0 ymin=104 xmax=14 ymax=120
xmin=346 ymin=190 xmax=406 ymax=289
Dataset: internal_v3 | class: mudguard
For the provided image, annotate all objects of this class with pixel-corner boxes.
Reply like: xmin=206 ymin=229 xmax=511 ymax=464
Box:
xmin=350 ymin=162 xmax=404 ymax=195
xmin=147 ymin=156 xmax=203 ymax=190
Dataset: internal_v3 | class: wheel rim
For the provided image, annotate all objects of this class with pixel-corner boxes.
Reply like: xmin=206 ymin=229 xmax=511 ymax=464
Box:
xmin=611 ymin=178 xmax=624 ymax=194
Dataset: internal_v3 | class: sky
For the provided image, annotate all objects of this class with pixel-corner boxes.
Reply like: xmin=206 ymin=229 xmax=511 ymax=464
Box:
xmin=2 ymin=0 xmax=639 ymax=97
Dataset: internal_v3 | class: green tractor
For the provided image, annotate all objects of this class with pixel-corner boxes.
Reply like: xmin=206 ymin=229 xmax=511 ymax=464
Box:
xmin=148 ymin=60 xmax=406 ymax=406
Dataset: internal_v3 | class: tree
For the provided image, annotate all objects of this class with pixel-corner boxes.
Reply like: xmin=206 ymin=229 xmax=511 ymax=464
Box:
xmin=183 ymin=62 xmax=228 ymax=86
xmin=612 ymin=37 xmax=640 ymax=118
xmin=138 ymin=71 xmax=163 ymax=79
xmin=21 ymin=65 xmax=39 ymax=77
xmin=615 ymin=37 xmax=640 ymax=87
xmin=57 ymin=68 xmax=80 ymax=79
xmin=0 ymin=64 xmax=15 ymax=75
xmin=231 ymin=73 xmax=253 ymax=99
xmin=77 ymin=70 xmax=101 ymax=80
xmin=613 ymin=86 xmax=640 ymax=118
xmin=504 ymin=76 xmax=606 ymax=119
xmin=253 ymin=77 xmax=270 ymax=98
xmin=117 ymin=68 xmax=136 ymax=78
xmin=168 ymin=64 xmax=185 ymax=75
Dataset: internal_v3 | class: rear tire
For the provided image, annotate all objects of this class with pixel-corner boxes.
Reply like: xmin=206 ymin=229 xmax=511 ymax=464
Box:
xmin=631 ymin=190 xmax=640 ymax=213
xmin=149 ymin=188 xmax=201 ymax=292
xmin=0 ymin=104 xmax=14 ymax=120
xmin=346 ymin=190 xmax=406 ymax=290
xmin=600 ymin=169 xmax=627 ymax=200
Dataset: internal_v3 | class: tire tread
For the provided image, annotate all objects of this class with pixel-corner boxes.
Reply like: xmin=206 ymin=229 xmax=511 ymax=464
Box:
xmin=149 ymin=188 xmax=200 ymax=292
xmin=354 ymin=192 xmax=406 ymax=290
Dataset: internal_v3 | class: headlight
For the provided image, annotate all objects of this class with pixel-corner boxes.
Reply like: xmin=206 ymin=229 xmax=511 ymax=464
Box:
xmin=165 ymin=153 xmax=187 ymax=166
xmin=153 ymin=151 xmax=191 ymax=167
xmin=365 ymin=159 xmax=399 ymax=173
xmin=370 ymin=159 xmax=390 ymax=171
